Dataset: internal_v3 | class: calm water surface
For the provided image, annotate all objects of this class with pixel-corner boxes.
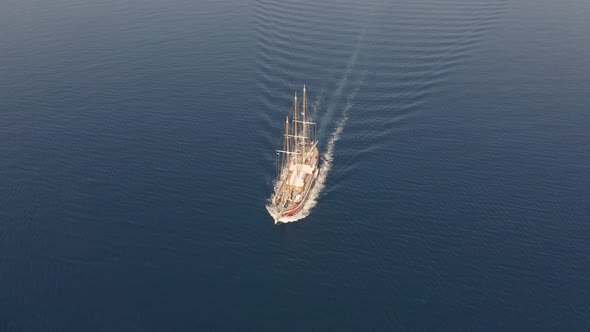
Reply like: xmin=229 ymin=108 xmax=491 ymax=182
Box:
xmin=1 ymin=0 xmax=589 ymax=330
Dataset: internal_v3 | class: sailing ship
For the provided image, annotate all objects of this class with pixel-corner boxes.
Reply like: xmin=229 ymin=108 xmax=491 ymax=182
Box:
xmin=272 ymin=85 xmax=320 ymax=221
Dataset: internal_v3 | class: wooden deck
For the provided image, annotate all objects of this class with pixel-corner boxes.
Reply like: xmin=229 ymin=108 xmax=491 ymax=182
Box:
xmin=273 ymin=146 xmax=320 ymax=215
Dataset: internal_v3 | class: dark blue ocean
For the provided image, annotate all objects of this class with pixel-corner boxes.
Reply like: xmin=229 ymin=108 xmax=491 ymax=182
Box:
xmin=1 ymin=0 xmax=590 ymax=330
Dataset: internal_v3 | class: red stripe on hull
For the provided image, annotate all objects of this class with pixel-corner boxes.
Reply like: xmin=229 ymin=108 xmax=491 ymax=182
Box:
xmin=283 ymin=203 xmax=304 ymax=217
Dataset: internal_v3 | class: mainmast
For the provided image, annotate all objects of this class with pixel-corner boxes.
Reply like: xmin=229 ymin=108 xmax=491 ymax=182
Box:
xmin=293 ymin=93 xmax=299 ymax=160
xmin=284 ymin=116 xmax=290 ymax=166
xmin=302 ymin=85 xmax=307 ymax=159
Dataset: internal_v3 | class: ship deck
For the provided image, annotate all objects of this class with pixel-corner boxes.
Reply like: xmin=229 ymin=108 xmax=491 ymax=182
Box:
xmin=274 ymin=146 xmax=320 ymax=215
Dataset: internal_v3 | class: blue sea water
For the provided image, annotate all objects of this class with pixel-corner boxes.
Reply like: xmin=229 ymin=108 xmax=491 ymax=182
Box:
xmin=1 ymin=0 xmax=590 ymax=330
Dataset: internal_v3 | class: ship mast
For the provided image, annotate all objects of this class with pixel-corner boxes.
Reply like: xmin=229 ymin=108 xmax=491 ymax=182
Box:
xmin=302 ymin=85 xmax=307 ymax=160
xmin=293 ymin=93 xmax=299 ymax=161
xmin=284 ymin=116 xmax=290 ymax=167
